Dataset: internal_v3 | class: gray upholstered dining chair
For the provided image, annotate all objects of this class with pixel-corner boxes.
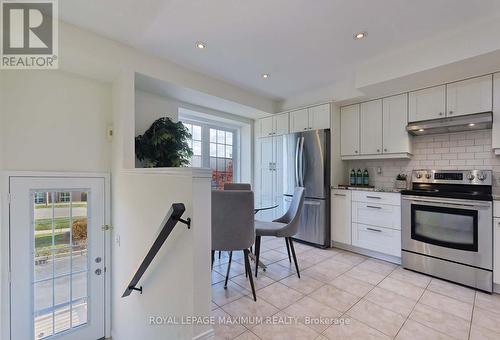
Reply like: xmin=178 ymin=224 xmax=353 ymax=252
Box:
xmin=211 ymin=189 xmax=257 ymax=301
xmin=254 ymin=187 xmax=305 ymax=278
xmin=217 ymin=183 xmax=252 ymax=260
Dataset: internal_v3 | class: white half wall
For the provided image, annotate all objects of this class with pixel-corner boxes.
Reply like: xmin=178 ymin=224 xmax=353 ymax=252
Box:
xmin=111 ymin=169 xmax=212 ymax=340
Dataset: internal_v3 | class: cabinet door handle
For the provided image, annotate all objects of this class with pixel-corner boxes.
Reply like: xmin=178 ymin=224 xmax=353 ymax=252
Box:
xmin=377 ymin=149 xmax=380 ymax=153
xmin=366 ymin=205 xmax=382 ymax=209
xmin=439 ymin=112 xmax=444 ymax=116
xmin=449 ymin=111 xmax=453 ymax=115
xmin=366 ymin=227 xmax=382 ymax=233
xmin=354 ymin=150 xmax=358 ymax=154
xmin=334 ymin=193 xmax=346 ymax=197
xmin=366 ymin=196 xmax=382 ymax=199
xmin=384 ymin=148 xmax=388 ymax=152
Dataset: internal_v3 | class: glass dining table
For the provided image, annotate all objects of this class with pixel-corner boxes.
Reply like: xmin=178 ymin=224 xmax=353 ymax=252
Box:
xmin=251 ymin=203 xmax=279 ymax=270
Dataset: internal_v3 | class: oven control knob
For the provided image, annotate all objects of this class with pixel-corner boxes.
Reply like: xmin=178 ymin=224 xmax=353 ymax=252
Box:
xmin=425 ymin=173 xmax=432 ymax=179
xmin=416 ymin=172 xmax=422 ymax=179
xmin=467 ymin=173 xmax=475 ymax=181
xmin=477 ymin=172 xmax=487 ymax=181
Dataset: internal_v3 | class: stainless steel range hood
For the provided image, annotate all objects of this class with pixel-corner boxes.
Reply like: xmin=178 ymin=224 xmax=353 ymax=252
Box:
xmin=406 ymin=112 xmax=492 ymax=136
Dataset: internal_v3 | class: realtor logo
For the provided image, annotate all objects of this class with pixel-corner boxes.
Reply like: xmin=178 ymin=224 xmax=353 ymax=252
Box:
xmin=1 ymin=0 xmax=58 ymax=69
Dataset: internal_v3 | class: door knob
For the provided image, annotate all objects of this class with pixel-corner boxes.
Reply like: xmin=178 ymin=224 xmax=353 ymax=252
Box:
xmin=95 ymin=257 xmax=102 ymax=263
xmin=95 ymin=268 xmax=102 ymax=275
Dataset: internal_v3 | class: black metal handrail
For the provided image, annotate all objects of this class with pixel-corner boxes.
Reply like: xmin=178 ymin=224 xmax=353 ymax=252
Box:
xmin=122 ymin=203 xmax=191 ymax=297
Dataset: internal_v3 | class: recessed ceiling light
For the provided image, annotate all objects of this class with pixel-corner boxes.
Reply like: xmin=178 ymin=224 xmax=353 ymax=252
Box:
xmin=196 ymin=41 xmax=206 ymax=49
xmin=354 ymin=31 xmax=367 ymax=40
xmin=468 ymin=123 xmax=476 ymax=127
xmin=418 ymin=129 xmax=425 ymax=132
xmin=262 ymin=73 xmax=270 ymax=79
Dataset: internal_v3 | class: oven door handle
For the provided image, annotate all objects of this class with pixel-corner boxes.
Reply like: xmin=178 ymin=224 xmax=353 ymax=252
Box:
xmin=402 ymin=196 xmax=491 ymax=208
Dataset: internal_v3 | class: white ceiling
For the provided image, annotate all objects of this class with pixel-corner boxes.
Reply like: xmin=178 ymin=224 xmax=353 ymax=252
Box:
xmin=60 ymin=0 xmax=500 ymax=102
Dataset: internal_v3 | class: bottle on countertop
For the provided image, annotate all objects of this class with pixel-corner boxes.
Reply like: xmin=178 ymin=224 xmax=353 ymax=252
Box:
xmin=363 ymin=169 xmax=369 ymax=186
xmin=350 ymin=169 xmax=356 ymax=186
xmin=356 ymin=169 xmax=363 ymax=186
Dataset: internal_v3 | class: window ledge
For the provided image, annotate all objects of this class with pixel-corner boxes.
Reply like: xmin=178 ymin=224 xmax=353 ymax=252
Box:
xmin=124 ymin=167 xmax=212 ymax=179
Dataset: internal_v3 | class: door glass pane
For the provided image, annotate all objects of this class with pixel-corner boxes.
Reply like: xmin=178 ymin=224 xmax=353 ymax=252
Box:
xmin=33 ymin=190 xmax=90 ymax=339
xmin=412 ymin=205 xmax=476 ymax=250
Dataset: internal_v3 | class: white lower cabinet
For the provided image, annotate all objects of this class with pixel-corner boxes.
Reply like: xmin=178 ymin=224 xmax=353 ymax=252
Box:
xmin=494 ymin=214 xmax=500 ymax=285
xmin=351 ymin=201 xmax=401 ymax=230
xmin=331 ymin=190 xmax=352 ymax=245
xmin=352 ymin=224 xmax=401 ymax=257
xmin=494 ymin=201 xmax=500 ymax=286
xmin=332 ymin=190 xmax=401 ymax=259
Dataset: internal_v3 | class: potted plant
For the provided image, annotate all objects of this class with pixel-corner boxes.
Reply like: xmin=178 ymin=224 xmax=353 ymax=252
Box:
xmin=135 ymin=117 xmax=193 ymax=167
xmin=395 ymin=173 xmax=407 ymax=189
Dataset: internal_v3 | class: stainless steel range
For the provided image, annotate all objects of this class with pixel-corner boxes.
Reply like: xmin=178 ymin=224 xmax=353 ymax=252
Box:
xmin=401 ymin=169 xmax=493 ymax=292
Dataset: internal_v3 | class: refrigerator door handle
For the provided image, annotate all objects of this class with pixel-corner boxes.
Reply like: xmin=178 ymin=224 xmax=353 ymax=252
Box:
xmin=299 ymin=137 xmax=305 ymax=187
xmin=294 ymin=137 xmax=300 ymax=186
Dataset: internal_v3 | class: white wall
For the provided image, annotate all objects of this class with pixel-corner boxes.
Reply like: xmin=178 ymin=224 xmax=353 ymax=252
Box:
xmin=111 ymin=170 xmax=212 ymax=340
xmin=0 ymin=70 xmax=112 ymax=172
xmin=135 ymin=90 xmax=179 ymax=136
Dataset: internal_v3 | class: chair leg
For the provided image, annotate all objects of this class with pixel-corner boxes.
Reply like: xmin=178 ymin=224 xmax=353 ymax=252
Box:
xmin=244 ymin=249 xmax=257 ymax=301
xmin=211 ymin=250 xmax=215 ymax=270
xmin=254 ymin=236 xmax=261 ymax=277
xmin=285 ymin=238 xmax=291 ymax=263
xmin=288 ymin=237 xmax=300 ymax=278
xmin=224 ymin=251 xmax=232 ymax=289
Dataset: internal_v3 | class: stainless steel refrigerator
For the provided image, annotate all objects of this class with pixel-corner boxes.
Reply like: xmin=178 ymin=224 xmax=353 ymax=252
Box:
xmin=282 ymin=129 xmax=330 ymax=248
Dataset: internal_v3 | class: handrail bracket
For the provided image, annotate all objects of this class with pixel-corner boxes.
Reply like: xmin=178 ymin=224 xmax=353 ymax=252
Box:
xmin=175 ymin=217 xmax=191 ymax=229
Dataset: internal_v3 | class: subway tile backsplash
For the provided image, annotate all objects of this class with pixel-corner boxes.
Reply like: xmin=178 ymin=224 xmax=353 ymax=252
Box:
xmin=347 ymin=129 xmax=500 ymax=191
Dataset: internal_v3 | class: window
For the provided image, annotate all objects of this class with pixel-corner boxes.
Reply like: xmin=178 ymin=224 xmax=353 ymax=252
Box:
xmin=181 ymin=118 xmax=238 ymax=189
xmin=59 ymin=192 xmax=71 ymax=203
xmin=182 ymin=123 xmax=203 ymax=167
xmin=34 ymin=192 xmax=46 ymax=204
xmin=210 ymin=128 xmax=234 ymax=189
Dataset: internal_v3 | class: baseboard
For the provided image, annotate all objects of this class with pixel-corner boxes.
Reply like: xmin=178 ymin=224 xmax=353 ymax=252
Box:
xmin=331 ymin=241 xmax=401 ymax=265
xmin=494 ymin=283 xmax=500 ymax=294
xmin=192 ymin=328 xmax=214 ymax=340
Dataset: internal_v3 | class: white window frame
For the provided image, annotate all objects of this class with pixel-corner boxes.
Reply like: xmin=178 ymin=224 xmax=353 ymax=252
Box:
xmin=180 ymin=118 xmax=240 ymax=183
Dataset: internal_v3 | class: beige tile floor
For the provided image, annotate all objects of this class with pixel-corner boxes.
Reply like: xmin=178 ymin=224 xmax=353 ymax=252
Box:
xmin=211 ymin=237 xmax=500 ymax=340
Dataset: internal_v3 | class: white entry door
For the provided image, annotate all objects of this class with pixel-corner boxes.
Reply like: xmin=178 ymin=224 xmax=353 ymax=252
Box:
xmin=10 ymin=176 xmax=106 ymax=340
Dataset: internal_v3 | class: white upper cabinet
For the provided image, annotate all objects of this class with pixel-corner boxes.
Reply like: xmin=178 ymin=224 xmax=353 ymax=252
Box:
xmin=289 ymin=109 xmax=309 ymax=133
xmin=446 ymin=75 xmax=493 ymax=117
xmin=340 ymin=104 xmax=360 ymax=156
xmin=274 ymin=113 xmax=289 ymax=135
xmin=258 ymin=113 xmax=289 ymax=138
xmin=383 ymin=94 xmax=411 ymax=154
xmin=360 ymin=99 xmax=383 ymax=155
xmin=259 ymin=117 xmax=274 ymax=137
xmin=493 ymin=73 xmax=500 ymax=153
xmin=409 ymin=85 xmax=446 ymax=122
xmin=309 ymin=104 xmax=331 ymax=130
xmin=290 ymin=104 xmax=331 ymax=133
